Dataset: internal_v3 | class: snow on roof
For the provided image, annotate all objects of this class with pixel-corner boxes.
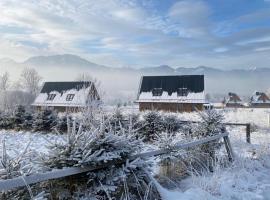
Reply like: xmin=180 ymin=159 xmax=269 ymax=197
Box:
xmin=250 ymin=92 xmax=270 ymax=104
xmin=32 ymin=81 xmax=98 ymax=107
xmin=226 ymin=92 xmax=242 ymax=104
xmin=137 ymin=91 xmax=205 ymax=103
xmin=137 ymin=75 xmax=205 ymax=103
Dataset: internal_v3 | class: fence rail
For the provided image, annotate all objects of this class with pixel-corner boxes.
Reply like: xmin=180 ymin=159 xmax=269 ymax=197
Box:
xmin=0 ymin=132 xmax=231 ymax=192
xmin=179 ymin=120 xmax=251 ymax=143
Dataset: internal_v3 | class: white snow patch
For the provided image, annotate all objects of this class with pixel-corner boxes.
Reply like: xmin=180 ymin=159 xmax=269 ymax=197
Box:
xmin=137 ymin=91 xmax=206 ymax=103
xmin=32 ymin=86 xmax=94 ymax=107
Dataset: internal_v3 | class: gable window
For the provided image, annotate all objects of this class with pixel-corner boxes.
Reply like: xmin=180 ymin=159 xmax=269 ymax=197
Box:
xmin=66 ymin=94 xmax=75 ymax=101
xmin=177 ymin=88 xmax=188 ymax=96
xmin=47 ymin=94 xmax=56 ymax=101
xmin=152 ymin=88 xmax=162 ymax=96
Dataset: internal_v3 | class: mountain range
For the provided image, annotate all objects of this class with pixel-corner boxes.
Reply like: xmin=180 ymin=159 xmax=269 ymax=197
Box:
xmin=0 ymin=54 xmax=269 ymax=102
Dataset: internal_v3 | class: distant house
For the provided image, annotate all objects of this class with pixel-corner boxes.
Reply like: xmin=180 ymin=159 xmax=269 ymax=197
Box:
xmin=136 ymin=75 xmax=206 ymax=112
xmin=225 ymin=92 xmax=244 ymax=108
xmin=32 ymin=81 xmax=100 ymax=112
xmin=250 ymin=92 xmax=270 ymax=108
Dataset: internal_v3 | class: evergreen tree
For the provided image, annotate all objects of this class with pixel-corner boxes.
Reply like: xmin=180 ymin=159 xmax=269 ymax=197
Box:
xmin=12 ymin=105 xmax=26 ymax=130
xmin=21 ymin=108 xmax=34 ymax=130
xmin=192 ymin=109 xmax=225 ymax=171
xmin=0 ymin=111 xmax=13 ymax=129
xmin=141 ymin=111 xmax=164 ymax=142
xmin=40 ymin=119 xmax=159 ymax=199
xmin=32 ymin=108 xmax=57 ymax=132
xmin=193 ymin=109 xmax=225 ymax=138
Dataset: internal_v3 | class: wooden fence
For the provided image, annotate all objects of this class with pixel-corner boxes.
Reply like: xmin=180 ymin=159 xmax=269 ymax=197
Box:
xmin=225 ymin=123 xmax=251 ymax=144
xmin=0 ymin=132 xmax=232 ymax=192
xmin=179 ymin=120 xmax=251 ymax=143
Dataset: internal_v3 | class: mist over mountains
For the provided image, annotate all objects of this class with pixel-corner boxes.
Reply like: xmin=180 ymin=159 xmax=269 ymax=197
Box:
xmin=0 ymin=54 xmax=268 ymax=103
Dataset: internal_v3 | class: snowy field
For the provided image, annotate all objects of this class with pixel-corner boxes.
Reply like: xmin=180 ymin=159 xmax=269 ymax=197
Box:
xmin=0 ymin=108 xmax=270 ymax=199
xmin=109 ymin=105 xmax=270 ymax=128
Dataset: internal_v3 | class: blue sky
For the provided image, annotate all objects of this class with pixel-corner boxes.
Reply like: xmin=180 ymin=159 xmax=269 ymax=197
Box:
xmin=0 ymin=0 xmax=270 ymax=69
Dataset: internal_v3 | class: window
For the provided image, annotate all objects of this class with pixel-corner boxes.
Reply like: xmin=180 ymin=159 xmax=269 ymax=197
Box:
xmin=47 ymin=94 xmax=56 ymax=101
xmin=152 ymin=88 xmax=162 ymax=96
xmin=66 ymin=94 xmax=75 ymax=101
xmin=177 ymin=88 xmax=188 ymax=96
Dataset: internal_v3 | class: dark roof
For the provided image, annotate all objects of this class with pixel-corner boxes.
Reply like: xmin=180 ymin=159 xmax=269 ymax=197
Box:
xmin=228 ymin=92 xmax=242 ymax=102
xmin=139 ymin=75 xmax=204 ymax=95
xmin=251 ymin=92 xmax=270 ymax=102
xmin=40 ymin=81 xmax=92 ymax=94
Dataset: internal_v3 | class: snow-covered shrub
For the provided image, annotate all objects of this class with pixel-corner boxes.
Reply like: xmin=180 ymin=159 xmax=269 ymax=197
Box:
xmin=32 ymin=108 xmax=57 ymax=132
xmin=39 ymin=118 xmax=160 ymax=199
xmin=190 ymin=109 xmax=225 ymax=171
xmin=79 ymin=105 xmax=103 ymax=130
xmin=12 ymin=105 xmax=26 ymax=130
xmin=0 ymin=139 xmax=47 ymax=199
xmin=12 ymin=105 xmax=34 ymax=131
xmin=53 ymin=114 xmax=68 ymax=133
xmin=22 ymin=108 xmax=34 ymax=130
xmin=125 ymin=112 xmax=144 ymax=137
xmin=0 ymin=111 xmax=13 ymax=129
xmin=127 ymin=112 xmax=139 ymax=127
xmin=162 ymin=114 xmax=180 ymax=134
xmin=193 ymin=109 xmax=224 ymax=138
xmin=155 ymin=132 xmax=192 ymax=185
xmin=140 ymin=111 xmax=165 ymax=142
xmin=109 ymin=107 xmax=126 ymax=132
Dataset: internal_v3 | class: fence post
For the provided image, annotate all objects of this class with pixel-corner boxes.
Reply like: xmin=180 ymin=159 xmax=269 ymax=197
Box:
xmin=246 ymin=123 xmax=251 ymax=144
xmin=223 ymin=135 xmax=234 ymax=162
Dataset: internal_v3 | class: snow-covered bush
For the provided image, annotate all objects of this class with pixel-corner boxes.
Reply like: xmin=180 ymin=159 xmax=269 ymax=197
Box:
xmin=39 ymin=117 xmax=160 ymax=199
xmin=0 ymin=111 xmax=13 ymax=129
xmin=193 ymin=109 xmax=225 ymax=138
xmin=22 ymin=108 xmax=34 ymax=130
xmin=162 ymin=114 xmax=180 ymax=134
xmin=140 ymin=111 xmax=165 ymax=142
xmin=109 ymin=107 xmax=126 ymax=132
xmin=53 ymin=114 xmax=68 ymax=133
xmin=0 ymin=139 xmax=47 ymax=199
xmin=12 ymin=105 xmax=26 ymax=130
xmin=12 ymin=105 xmax=34 ymax=131
xmin=190 ymin=109 xmax=225 ymax=171
xmin=32 ymin=108 xmax=58 ymax=132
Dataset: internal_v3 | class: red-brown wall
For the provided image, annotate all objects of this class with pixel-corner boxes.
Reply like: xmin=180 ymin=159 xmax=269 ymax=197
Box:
xmin=139 ymin=102 xmax=203 ymax=112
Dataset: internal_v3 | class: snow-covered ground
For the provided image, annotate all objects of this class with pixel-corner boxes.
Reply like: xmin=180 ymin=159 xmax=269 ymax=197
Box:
xmin=0 ymin=108 xmax=270 ymax=199
xmin=159 ymin=108 xmax=270 ymax=200
xmin=0 ymin=130 xmax=60 ymax=156
xmin=159 ymin=127 xmax=270 ymax=200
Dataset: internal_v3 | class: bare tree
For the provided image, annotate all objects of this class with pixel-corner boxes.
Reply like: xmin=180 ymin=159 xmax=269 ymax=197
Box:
xmin=75 ymin=73 xmax=105 ymax=99
xmin=20 ymin=68 xmax=42 ymax=96
xmin=0 ymin=72 xmax=9 ymax=91
xmin=0 ymin=72 xmax=10 ymax=110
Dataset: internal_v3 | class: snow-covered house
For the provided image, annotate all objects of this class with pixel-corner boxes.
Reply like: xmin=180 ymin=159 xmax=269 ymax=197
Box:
xmin=32 ymin=81 xmax=100 ymax=112
xmin=136 ymin=75 xmax=206 ymax=112
xmin=249 ymin=92 xmax=270 ymax=108
xmin=225 ymin=92 xmax=244 ymax=108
